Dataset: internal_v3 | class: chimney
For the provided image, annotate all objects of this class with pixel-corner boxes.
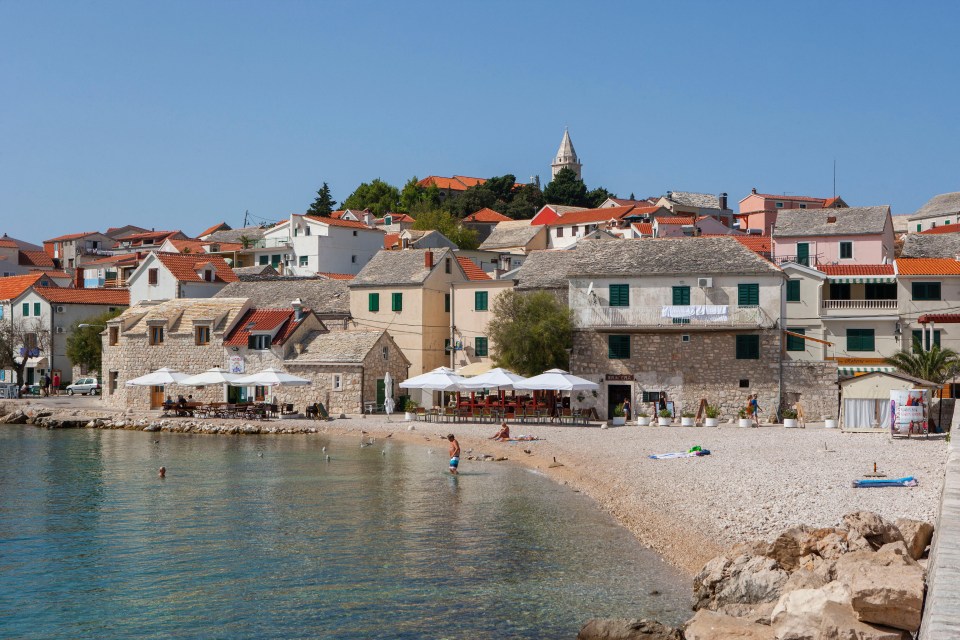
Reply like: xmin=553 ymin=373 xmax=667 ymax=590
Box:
xmin=425 ymin=250 xmax=434 ymax=269
xmin=719 ymin=192 xmax=728 ymax=210
xmin=751 ymin=187 xmax=757 ymax=195
xmin=827 ymin=215 xmax=837 ymax=224
xmin=74 ymin=268 xmax=84 ymax=289
xmin=291 ymin=297 xmax=303 ymax=321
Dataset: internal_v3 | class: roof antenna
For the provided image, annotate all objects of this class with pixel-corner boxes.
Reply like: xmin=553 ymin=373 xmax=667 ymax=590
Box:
xmin=833 ymin=158 xmax=836 ymax=199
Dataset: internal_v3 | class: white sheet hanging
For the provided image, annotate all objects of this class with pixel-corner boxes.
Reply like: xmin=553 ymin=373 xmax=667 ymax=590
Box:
xmin=844 ymin=398 xmax=884 ymax=429
xmin=660 ymin=305 xmax=729 ymax=322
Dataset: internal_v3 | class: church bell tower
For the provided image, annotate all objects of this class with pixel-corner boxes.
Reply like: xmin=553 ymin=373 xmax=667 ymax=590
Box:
xmin=551 ymin=128 xmax=582 ymax=180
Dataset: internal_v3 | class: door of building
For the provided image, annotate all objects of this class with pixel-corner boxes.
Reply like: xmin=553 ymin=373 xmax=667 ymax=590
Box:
xmin=150 ymin=385 xmax=165 ymax=409
xmin=607 ymin=384 xmax=632 ymax=420
xmin=26 ymin=368 xmax=35 ymax=385
xmin=376 ymin=379 xmax=386 ymax=410
xmin=796 ymin=242 xmax=810 ymax=266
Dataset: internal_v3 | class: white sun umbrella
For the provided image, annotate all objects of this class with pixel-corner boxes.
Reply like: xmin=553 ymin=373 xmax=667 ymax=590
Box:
xmin=383 ymin=372 xmax=395 ymax=416
xmin=458 ymin=367 xmax=528 ymax=391
xmin=230 ymin=367 xmax=311 ymax=387
xmin=399 ymin=366 xmax=466 ymax=408
xmin=180 ymin=367 xmax=243 ymax=387
xmin=125 ymin=367 xmax=191 ymax=387
xmin=513 ymin=368 xmax=599 ymax=391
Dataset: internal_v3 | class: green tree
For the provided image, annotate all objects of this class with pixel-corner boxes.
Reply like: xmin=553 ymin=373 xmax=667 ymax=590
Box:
xmin=483 ymin=174 xmax=518 ymax=202
xmin=306 ymin=182 xmax=337 ymax=217
xmin=543 ymin=167 xmax=589 ymax=206
xmin=412 ymin=207 xmax=480 ymax=250
xmin=586 ymin=186 xmax=616 ymax=208
xmin=445 ymin=184 xmax=497 ymax=218
xmin=399 ymin=176 xmax=442 ymax=212
xmin=66 ymin=308 xmax=125 ymax=376
xmin=885 ymin=342 xmax=960 ymax=429
xmin=487 ymin=290 xmax=573 ymax=376
xmin=342 ymin=178 xmax=401 ymax=215
xmin=0 ymin=317 xmax=51 ymax=386
xmin=503 ymin=183 xmax=546 ymax=219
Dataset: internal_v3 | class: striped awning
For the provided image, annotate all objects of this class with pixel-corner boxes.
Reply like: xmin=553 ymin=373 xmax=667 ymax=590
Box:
xmin=827 ymin=276 xmax=896 ymax=284
xmin=839 ymin=365 xmax=895 ymax=376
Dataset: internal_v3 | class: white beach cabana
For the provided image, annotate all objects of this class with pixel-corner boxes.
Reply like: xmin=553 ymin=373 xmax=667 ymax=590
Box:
xmin=513 ymin=369 xmax=599 ymax=392
xmin=125 ymin=367 xmax=192 ymax=387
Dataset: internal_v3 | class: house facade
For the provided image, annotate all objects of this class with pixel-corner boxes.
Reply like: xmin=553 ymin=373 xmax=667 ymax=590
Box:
xmin=478 ymin=220 xmax=548 ymax=255
xmin=43 ymin=231 xmax=115 ymax=270
xmin=127 ymin=252 xmax=238 ymax=305
xmin=0 ymin=273 xmax=59 ymax=385
xmin=908 ymin=192 xmax=960 ymax=233
xmin=738 ymin=188 xmax=845 ymax=236
xmin=896 ymin=258 xmax=960 ymax=358
xmin=449 ymin=257 xmax=512 ymax=375
xmin=656 ymin=191 xmax=735 ymax=227
xmin=260 ymin=214 xmax=384 ymax=276
xmin=772 ymin=206 xmax=895 ymax=266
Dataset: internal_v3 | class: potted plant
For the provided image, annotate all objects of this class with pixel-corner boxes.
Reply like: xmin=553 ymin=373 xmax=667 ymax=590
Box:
xmin=611 ymin=403 xmax=626 ymax=427
xmin=403 ymin=398 xmax=418 ymax=421
xmin=657 ymin=408 xmax=672 ymax=427
xmin=704 ymin=405 xmax=720 ymax=428
xmin=681 ymin=411 xmax=696 ymax=427
xmin=738 ymin=407 xmax=753 ymax=428
xmin=782 ymin=408 xmax=799 ymax=429
xmin=636 ymin=411 xmax=651 ymax=427
xmin=824 ymin=415 xmax=838 ymax=429
xmin=576 ymin=392 xmax=585 ymax=403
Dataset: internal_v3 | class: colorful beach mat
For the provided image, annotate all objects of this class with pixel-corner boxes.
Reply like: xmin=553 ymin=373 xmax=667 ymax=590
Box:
xmin=852 ymin=476 xmax=918 ymax=488
xmin=649 ymin=449 xmax=711 ymax=460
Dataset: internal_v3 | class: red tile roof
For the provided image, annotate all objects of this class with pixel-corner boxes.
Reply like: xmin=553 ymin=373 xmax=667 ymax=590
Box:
xmin=197 ymin=222 xmax=230 ymax=237
xmin=153 ymin=252 xmax=239 ymax=283
xmin=35 ymin=288 xmax=130 ymax=305
xmin=896 ymin=258 xmax=960 ymax=275
xmin=376 ymin=213 xmax=416 ymax=224
xmin=731 ymin=235 xmax=771 ymax=254
xmin=917 ymin=314 xmax=960 ymax=324
xmin=45 ymin=231 xmax=99 ymax=243
xmin=121 ymin=230 xmax=182 ymax=243
xmin=464 ymin=208 xmax=511 ymax=223
xmin=919 ymin=223 xmax=960 ymax=235
xmin=819 ymin=264 xmax=895 ymax=276
xmin=0 ymin=273 xmax=51 ymax=301
xmin=552 ymin=205 xmax=635 ymax=226
xmin=655 ymin=216 xmax=698 ymax=225
xmin=751 ymin=193 xmax=827 ymax=204
xmin=316 ymin=272 xmax=355 ymax=280
xmin=822 ymin=197 xmax=843 ymax=208
xmin=304 ymin=214 xmax=377 ymax=230
xmin=19 ymin=250 xmax=55 ymax=268
xmin=0 ymin=238 xmax=18 ymax=249
xmin=632 ymin=223 xmax=654 ymax=235
xmin=384 ymin=233 xmax=401 ymax=249
xmin=168 ymin=239 xmax=209 ymax=254
xmin=224 ymin=308 xmax=304 ymax=346
xmin=456 ymin=257 xmax=492 ymax=281
xmin=84 ymin=252 xmax=140 ymax=266
xmin=453 ymin=175 xmax=486 ymax=188
xmin=623 ymin=205 xmax=662 ymax=217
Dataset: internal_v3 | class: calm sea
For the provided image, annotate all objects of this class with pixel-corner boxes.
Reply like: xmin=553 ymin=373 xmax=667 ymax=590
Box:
xmin=0 ymin=426 xmax=688 ymax=639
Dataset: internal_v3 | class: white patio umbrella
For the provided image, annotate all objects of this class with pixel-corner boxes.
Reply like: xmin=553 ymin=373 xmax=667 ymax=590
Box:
xmin=513 ymin=369 xmax=599 ymax=391
xmin=230 ymin=367 xmax=311 ymax=387
xmin=125 ymin=367 xmax=191 ymax=387
xmin=180 ymin=367 xmax=243 ymax=387
xmin=458 ymin=367 xmax=528 ymax=391
xmin=383 ymin=372 xmax=395 ymax=417
xmin=399 ymin=366 xmax=466 ymax=408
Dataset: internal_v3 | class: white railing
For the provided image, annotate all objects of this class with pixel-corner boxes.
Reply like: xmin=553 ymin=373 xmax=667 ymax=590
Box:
xmin=822 ymin=299 xmax=897 ymax=311
xmin=572 ymin=305 xmax=775 ymax=329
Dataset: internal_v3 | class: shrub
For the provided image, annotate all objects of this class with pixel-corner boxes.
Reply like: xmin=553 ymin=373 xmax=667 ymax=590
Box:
xmin=782 ymin=408 xmax=798 ymax=419
xmin=612 ymin=403 xmax=625 ymax=417
xmin=681 ymin=411 xmax=695 ymax=418
xmin=658 ymin=408 xmax=672 ymax=418
xmin=705 ymin=405 xmax=720 ymax=419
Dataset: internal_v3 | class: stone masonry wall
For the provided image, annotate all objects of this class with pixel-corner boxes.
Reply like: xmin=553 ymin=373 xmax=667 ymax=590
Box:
xmin=571 ymin=329 xmax=781 ymax=421
xmin=781 ymin=360 xmax=839 ymax=421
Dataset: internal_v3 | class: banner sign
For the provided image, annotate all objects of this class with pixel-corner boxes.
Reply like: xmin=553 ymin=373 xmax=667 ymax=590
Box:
xmin=890 ymin=389 xmax=928 ymax=437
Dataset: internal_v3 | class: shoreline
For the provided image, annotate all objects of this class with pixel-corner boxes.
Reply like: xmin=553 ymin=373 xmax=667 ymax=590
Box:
xmin=3 ymin=403 xmax=948 ymax=577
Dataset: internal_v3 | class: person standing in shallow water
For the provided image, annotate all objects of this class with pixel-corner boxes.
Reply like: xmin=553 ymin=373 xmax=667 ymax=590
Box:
xmin=446 ymin=434 xmax=460 ymax=475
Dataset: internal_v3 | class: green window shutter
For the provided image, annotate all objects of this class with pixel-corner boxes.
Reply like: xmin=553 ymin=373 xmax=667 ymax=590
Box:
xmin=34 ymin=302 xmax=40 ymax=316
xmin=786 ymin=280 xmax=801 ymax=302
xmin=917 ymin=224 xmax=922 ymax=232
xmin=444 ymin=338 xmax=451 ymax=353
xmin=475 ymin=291 xmax=488 ymax=311
xmin=839 ymin=242 xmax=853 ymax=259
xmin=368 ymin=293 xmax=379 ymax=312
xmin=912 ymin=282 xmax=942 ymax=301
xmin=444 ymin=293 xmax=450 ymax=313
xmin=259 ymin=255 xmax=268 ymax=265
xmin=672 ymin=286 xmax=690 ymax=305
xmin=796 ymin=243 xmax=809 ymax=266
xmin=736 ymin=335 xmax=760 ymax=359
xmin=912 ymin=330 xmax=924 ymax=352
xmin=738 ymin=283 xmax=760 ymax=307
xmin=608 ymin=335 xmax=631 ymax=359
xmin=475 ymin=337 xmax=488 ymax=357
xmin=609 ymin=284 xmax=629 ymax=307
xmin=391 ymin=292 xmax=402 ymax=312
xmin=847 ymin=329 xmax=875 ymax=352
xmin=22 ymin=302 xmax=29 ymax=316
xmin=786 ymin=328 xmax=806 ymax=352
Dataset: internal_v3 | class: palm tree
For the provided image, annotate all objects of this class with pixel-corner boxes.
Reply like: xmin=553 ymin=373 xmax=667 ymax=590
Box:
xmin=885 ymin=342 xmax=960 ymax=431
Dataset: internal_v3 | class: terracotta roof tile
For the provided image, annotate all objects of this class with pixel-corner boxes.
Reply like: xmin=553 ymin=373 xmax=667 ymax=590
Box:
xmin=456 ymin=257 xmax=492 ymax=281
xmin=384 ymin=233 xmax=400 ymax=249
xmin=168 ymin=239 xmax=209 ymax=253
xmin=0 ymin=273 xmax=50 ymax=300
xmin=84 ymin=252 xmax=140 ymax=266
xmin=153 ymin=252 xmax=238 ymax=283
xmin=917 ymin=313 xmax=960 ymax=324
xmin=0 ymin=238 xmax=18 ymax=249
xmin=316 ymin=272 xmax=355 ymax=280
xmin=699 ymin=235 xmax=771 ymax=254
xmin=45 ymin=231 xmax=99 ymax=242
xmin=551 ymin=205 xmax=635 ymax=226
xmin=224 ymin=308 xmax=303 ymax=346
xmin=655 ymin=216 xmax=698 ymax=225
xmin=376 ymin=213 xmax=416 ymax=224
xmin=632 ymin=223 xmax=654 ymax=235
xmin=19 ymin=250 xmax=55 ymax=268
xmin=751 ymin=193 xmax=828 ymax=203
xmin=303 ymin=214 xmax=377 ymax=230
xmin=122 ymin=230 xmax=181 ymax=242
xmin=197 ymin=222 xmax=230 ymax=237
xmin=819 ymin=264 xmax=895 ymax=276
xmin=896 ymin=258 xmax=960 ymax=275
xmin=35 ymin=288 xmax=130 ymax=305
xmin=464 ymin=208 xmax=511 ymax=223
xmin=919 ymin=223 xmax=960 ymax=235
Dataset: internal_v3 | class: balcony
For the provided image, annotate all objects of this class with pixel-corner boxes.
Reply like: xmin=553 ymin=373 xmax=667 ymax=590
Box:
xmin=821 ymin=299 xmax=898 ymax=317
xmin=572 ymin=304 xmax=775 ymax=330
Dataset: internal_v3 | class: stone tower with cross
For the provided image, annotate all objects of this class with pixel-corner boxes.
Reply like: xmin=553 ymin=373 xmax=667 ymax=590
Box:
xmin=551 ymin=128 xmax=582 ymax=180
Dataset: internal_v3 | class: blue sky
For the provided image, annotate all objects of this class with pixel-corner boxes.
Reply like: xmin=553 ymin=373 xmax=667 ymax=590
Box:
xmin=1 ymin=1 xmax=958 ymax=243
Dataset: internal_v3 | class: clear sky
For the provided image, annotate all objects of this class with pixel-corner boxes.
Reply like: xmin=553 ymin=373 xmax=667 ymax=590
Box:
xmin=1 ymin=1 xmax=958 ymax=243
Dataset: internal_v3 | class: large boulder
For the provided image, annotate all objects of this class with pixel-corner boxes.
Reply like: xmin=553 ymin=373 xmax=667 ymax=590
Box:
xmin=817 ymin=602 xmax=911 ymax=640
xmin=683 ymin=610 xmax=776 ymax=640
xmin=770 ymin=581 xmax=850 ymax=638
xmin=577 ymin=618 xmax=682 ymax=640
xmin=693 ymin=555 xmax=789 ymax=611
xmin=834 ymin=542 xmax=924 ymax=632
xmin=780 ymin=568 xmax=830 ymax=596
xmin=894 ymin=518 xmax=934 ymax=560
xmin=842 ymin=511 xmax=903 ymax=549
xmin=768 ymin=526 xmax=816 ymax=571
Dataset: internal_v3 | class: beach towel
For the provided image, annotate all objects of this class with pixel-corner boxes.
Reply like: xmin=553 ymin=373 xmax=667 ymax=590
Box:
xmin=852 ymin=476 xmax=918 ymax=488
xmin=649 ymin=449 xmax=711 ymax=460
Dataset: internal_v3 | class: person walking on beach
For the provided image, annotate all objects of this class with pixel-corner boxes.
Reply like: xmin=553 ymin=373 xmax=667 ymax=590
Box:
xmin=622 ymin=398 xmax=632 ymax=422
xmin=41 ymin=374 xmax=50 ymax=397
xmin=446 ymin=434 xmax=460 ymax=475
xmin=52 ymin=372 xmax=60 ymax=396
xmin=749 ymin=394 xmax=761 ymax=427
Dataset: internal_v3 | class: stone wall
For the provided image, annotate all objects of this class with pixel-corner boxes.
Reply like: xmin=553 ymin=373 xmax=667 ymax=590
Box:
xmin=781 ymin=360 xmax=839 ymax=421
xmin=571 ymin=329 xmax=781 ymax=421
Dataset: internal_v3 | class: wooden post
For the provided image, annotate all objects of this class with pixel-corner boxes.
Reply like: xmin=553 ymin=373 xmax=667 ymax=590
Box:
xmin=796 ymin=402 xmax=806 ymax=429
xmin=694 ymin=398 xmax=708 ymax=426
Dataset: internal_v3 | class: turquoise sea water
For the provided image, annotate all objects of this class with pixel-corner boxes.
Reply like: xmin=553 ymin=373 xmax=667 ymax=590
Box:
xmin=0 ymin=427 xmax=688 ymax=639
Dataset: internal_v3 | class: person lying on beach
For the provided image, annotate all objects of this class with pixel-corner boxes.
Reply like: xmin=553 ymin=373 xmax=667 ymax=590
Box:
xmin=490 ymin=422 xmax=510 ymax=441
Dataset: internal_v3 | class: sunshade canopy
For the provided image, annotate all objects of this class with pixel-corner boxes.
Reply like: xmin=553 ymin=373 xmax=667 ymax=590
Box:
xmin=180 ymin=367 xmax=243 ymax=387
xmin=230 ymin=367 xmax=311 ymax=387
xmin=512 ymin=368 xmax=599 ymax=392
xmin=125 ymin=367 xmax=191 ymax=387
xmin=399 ymin=367 xmax=466 ymax=391
xmin=458 ymin=367 xmax=528 ymax=391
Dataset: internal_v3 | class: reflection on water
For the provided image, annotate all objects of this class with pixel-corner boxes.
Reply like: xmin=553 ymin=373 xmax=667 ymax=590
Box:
xmin=0 ymin=427 xmax=688 ymax=639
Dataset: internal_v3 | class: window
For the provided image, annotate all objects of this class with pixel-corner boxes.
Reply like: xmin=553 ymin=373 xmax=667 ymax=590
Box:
xmin=391 ymin=292 xmax=403 ymax=312
xmin=846 ymin=329 xmax=875 ymax=352
xmin=786 ymin=328 xmax=806 ymax=352
xmin=195 ymin=326 xmax=210 ymax=345
xmin=148 ymin=268 xmax=158 ymax=285
xmin=353 ymin=230 xmax=358 ymax=237
xmin=829 ymin=282 xmax=851 ymax=300
xmin=912 ymin=282 xmax=942 ymax=301
xmin=332 ymin=373 xmax=343 ymax=391
xmin=248 ymin=334 xmax=271 ymax=350
xmin=305 ymin=227 xmax=311 ymax=236
xmin=352 ymin=255 xmax=357 ymax=264
xmin=775 ymin=201 xmax=784 ymax=208
xmin=475 ymin=291 xmax=488 ymax=311
xmin=739 ymin=379 xmax=750 ymax=388
xmin=382 ymin=346 xmax=389 ymax=360
xmin=444 ymin=293 xmax=450 ymax=313
xmin=33 ymin=302 xmax=40 ymax=316
xmin=22 ymin=302 xmax=29 ymax=316
xmin=865 ymin=282 xmax=896 ymax=300
xmin=475 ymin=337 xmax=488 ymax=357
xmin=737 ymin=283 xmax=760 ymax=307
xmin=203 ymin=270 xmax=213 ymax=282
xmin=799 ymin=203 xmax=807 ymax=209
xmin=736 ymin=335 xmax=760 ymax=359
xmin=571 ymin=226 xmax=578 ymax=235
xmin=672 ymin=285 xmax=690 ymax=305
xmin=786 ymin=279 xmax=801 ymax=302
xmin=109 ymin=326 xmax=119 ymax=346
xmin=108 ymin=371 xmax=118 ymax=395
xmin=299 ymin=256 xmax=308 ymax=267
xmin=796 ymin=242 xmax=810 ymax=266
xmin=259 ymin=255 xmax=269 ymax=266
xmin=368 ymin=293 xmax=380 ymax=312
xmin=24 ymin=332 xmax=37 ymax=351
xmin=640 ymin=391 xmax=661 ymax=403
xmin=556 ymin=227 xmax=564 ymax=238
xmin=839 ymin=242 xmax=853 ymax=259
xmin=444 ymin=338 xmax=451 ymax=353
xmin=149 ymin=326 xmax=164 ymax=345
xmin=609 ymin=284 xmax=629 ymax=307
xmin=917 ymin=224 xmax=922 ymax=232
xmin=912 ymin=330 xmax=941 ymax=352
xmin=385 ymin=215 xmax=392 ymax=225
xmin=293 ymin=227 xmax=299 ymax=236
xmin=445 ymin=258 xmax=451 ymax=274
xmin=608 ymin=335 xmax=630 ymax=359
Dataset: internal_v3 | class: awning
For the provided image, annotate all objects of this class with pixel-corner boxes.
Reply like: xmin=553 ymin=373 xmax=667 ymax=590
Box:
xmin=14 ymin=357 xmax=48 ymax=369
xmin=827 ymin=276 xmax=896 ymax=283
xmin=839 ymin=365 xmax=895 ymax=376
xmin=456 ymin=361 xmax=494 ymax=377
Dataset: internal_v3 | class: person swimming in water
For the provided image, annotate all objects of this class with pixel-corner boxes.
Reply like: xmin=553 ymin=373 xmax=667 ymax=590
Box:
xmin=446 ymin=434 xmax=460 ymax=475
xmin=158 ymin=466 xmax=166 ymax=478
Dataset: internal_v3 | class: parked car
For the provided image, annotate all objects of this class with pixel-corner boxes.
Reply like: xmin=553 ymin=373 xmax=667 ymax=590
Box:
xmin=66 ymin=378 xmax=101 ymax=396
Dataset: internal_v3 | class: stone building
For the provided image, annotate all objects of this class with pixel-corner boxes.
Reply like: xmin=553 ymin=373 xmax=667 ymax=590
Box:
xmin=551 ymin=128 xmax=582 ymax=180
xmin=215 ymin=276 xmax=351 ymax=329
xmin=513 ymin=249 xmax=579 ymax=306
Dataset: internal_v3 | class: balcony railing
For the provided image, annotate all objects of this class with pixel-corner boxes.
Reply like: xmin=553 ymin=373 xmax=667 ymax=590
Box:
xmin=572 ymin=304 xmax=775 ymax=329
xmin=821 ymin=299 xmax=897 ymax=311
